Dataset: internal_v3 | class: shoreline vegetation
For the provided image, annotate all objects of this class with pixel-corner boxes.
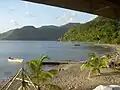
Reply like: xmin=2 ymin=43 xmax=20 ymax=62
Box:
xmin=0 ymin=43 xmax=120 ymax=90
xmin=60 ymin=17 xmax=120 ymax=45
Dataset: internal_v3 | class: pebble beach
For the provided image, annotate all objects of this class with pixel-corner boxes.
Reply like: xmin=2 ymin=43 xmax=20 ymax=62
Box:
xmin=47 ymin=63 xmax=120 ymax=90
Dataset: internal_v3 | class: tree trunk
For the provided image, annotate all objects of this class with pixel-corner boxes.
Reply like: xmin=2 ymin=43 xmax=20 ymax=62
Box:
xmin=88 ymin=69 xmax=92 ymax=78
xmin=97 ymin=69 xmax=101 ymax=75
xmin=38 ymin=86 xmax=41 ymax=90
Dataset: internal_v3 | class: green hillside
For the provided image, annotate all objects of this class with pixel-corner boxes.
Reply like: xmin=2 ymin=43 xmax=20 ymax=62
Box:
xmin=60 ymin=16 xmax=120 ymax=44
xmin=0 ymin=23 xmax=79 ymax=40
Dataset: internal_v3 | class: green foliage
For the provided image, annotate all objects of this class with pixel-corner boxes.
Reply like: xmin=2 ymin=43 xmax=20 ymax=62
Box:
xmin=27 ymin=55 xmax=58 ymax=90
xmin=60 ymin=16 xmax=120 ymax=44
xmin=80 ymin=53 xmax=108 ymax=78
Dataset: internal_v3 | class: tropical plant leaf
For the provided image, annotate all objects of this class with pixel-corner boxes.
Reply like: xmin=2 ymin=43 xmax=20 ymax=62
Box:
xmin=100 ymin=59 xmax=108 ymax=68
xmin=27 ymin=59 xmax=43 ymax=74
xmin=91 ymin=68 xmax=97 ymax=74
xmin=26 ymin=55 xmax=57 ymax=89
xmin=88 ymin=53 xmax=96 ymax=58
xmin=32 ymin=72 xmax=53 ymax=83
xmin=80 ymin=63 xmax=89 ymax=71
xmin=100 ymin=55 xmax=108 ymax=60
xmin=40 ymin=55 xmax=49 ymax=63
xmin=41 ymin=71 xmax=53 ymax=79
xmin=48 ymin=69 xmax=58 ymax=75
xmin=90 ymin=58 xmax=99 ymax=67
xmin=100 ymin=55 xmax=108 ymax=67
xmin=81 ymin=53 xmax=109 ymax=77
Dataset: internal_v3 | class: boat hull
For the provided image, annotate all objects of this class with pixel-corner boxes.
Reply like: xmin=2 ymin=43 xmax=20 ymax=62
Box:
xmin=8 ymin=59 xmax=23 ymax=63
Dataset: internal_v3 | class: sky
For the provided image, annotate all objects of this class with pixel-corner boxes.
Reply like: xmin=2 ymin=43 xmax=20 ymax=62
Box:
xmin=0 ymin=0 xmax=97 ymax=33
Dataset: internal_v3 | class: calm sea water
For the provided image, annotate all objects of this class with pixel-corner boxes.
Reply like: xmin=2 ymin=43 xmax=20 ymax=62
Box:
xmin=0 ymin=41 xmax=113 ymax=80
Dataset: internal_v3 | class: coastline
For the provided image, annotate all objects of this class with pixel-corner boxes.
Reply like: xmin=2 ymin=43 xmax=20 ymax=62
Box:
xmin=45 ymin=43 xmax=120 ymax=90
xmin=94 ymin=43 xmax=120 ymax=51
xmin=0 ymin=43 xmax=119 ymax=90
xmin=94 ymin=43 xmax=120 ymax=58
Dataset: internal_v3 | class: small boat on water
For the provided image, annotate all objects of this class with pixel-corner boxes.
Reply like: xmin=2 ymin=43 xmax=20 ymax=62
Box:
xmin=8 ymin=57 xmax=23 ymax=63
xmin=74 ymin=44 xmax=80 ymax=46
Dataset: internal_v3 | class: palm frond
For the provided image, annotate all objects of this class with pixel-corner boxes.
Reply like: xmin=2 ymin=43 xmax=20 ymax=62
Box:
xmin=90 ymin=68 xmax=97 ymax=74
xmin=41 ymin=71 xmax=53 ymax=79
xmin=27 ymin=60 xmax=36 ymax=72
xmin=88 ymin=53 xmax=96 ymax=58
xmin=27 ymin=60 xmax=41 ymax=73
xmin=80 ymin=63 xmax=88 ymax=71
xmin=48 ymin=69 xmax=58 ymax=75
xmin=26 ymin=55 xmax=57 ymax=88
xmin=100 ymin=55 xmax=108 ymax=60
xmin=40 ymin=55 xmax=49 ymax=63
xmin=100 ymin=58 xmax=108 ymax=68
xmin=81 ymin=53 xmax=109 ymax=77
xmin=32 ymin=72 xmax=53 ymax=83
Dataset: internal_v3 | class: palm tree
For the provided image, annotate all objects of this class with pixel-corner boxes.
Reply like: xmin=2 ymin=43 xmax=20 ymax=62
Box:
xmin=80 ymin=53 xmax=108 ymax=78
xmin=27 ymin=55 xmax=58 ymax=90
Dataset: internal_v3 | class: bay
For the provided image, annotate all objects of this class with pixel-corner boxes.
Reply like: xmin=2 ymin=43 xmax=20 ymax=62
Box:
xmin=0 ymin=41 xmax=113 ymax=80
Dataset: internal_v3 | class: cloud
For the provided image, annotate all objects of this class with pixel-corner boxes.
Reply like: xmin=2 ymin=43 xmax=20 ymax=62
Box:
xmin=10 ymin=20 xmax=19 ymax=26
xmin=25 ymin=12 xmax=35 ymax=18
xmin=57 ymin=12 xmax=78 ymax=24
xmin=9 ymin=8 xmax=15 ymax=12
xmin=8 ymin=7 xmax=16 ymax=13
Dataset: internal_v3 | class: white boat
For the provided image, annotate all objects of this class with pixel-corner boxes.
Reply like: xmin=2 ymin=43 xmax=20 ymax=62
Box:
xmin=8 ymin=57 xmax=23 ymax=63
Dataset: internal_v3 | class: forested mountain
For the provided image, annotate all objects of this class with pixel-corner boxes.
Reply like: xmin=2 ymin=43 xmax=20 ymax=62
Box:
xmin=60 ymin=16 xmax=120 ymax=44
xmin=0 ymin=23 xmax=79 ymax=40
xmin=1 ymin=16 xmax=119 ymax=43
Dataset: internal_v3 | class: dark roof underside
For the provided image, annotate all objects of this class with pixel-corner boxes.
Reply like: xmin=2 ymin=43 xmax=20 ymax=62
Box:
xmin=23 ymin=0 xmax=120 ymax=20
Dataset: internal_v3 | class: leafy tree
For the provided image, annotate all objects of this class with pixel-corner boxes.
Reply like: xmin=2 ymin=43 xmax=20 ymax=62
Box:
xmin=60 ymin=16 xmax=120 ymax=44
xmin=80 ymin=53 xmax=108 ymax=78
xmin=27 ymin=55 xmax=58 ymax=90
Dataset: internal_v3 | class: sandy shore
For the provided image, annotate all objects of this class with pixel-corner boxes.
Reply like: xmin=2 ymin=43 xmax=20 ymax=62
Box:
xmin=46 ymin=63 xmax=120 ymax=90
xmin=2 ymin=63 xmax=120 ymax=90
xmin=95 ymin=43 xmax=120 ymax=52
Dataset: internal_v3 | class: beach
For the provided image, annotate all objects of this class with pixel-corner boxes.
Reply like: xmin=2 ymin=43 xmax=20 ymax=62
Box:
xmin=2 ymin=63 xmax=120 ymax=90
xmin=0 ymin=44 xmax=120 ymax=90
xmin=46 ymin=63 xmax=120 ymax=90
xmin=45 ymin=44 xmax=120 ymax=90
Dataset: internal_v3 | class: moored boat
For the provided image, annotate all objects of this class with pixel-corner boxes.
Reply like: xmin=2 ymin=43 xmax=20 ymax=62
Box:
xmin=8 ymin=57 xmax=23 ymax=63
xmin=74 ymin=44 xmax=80 ymax=46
